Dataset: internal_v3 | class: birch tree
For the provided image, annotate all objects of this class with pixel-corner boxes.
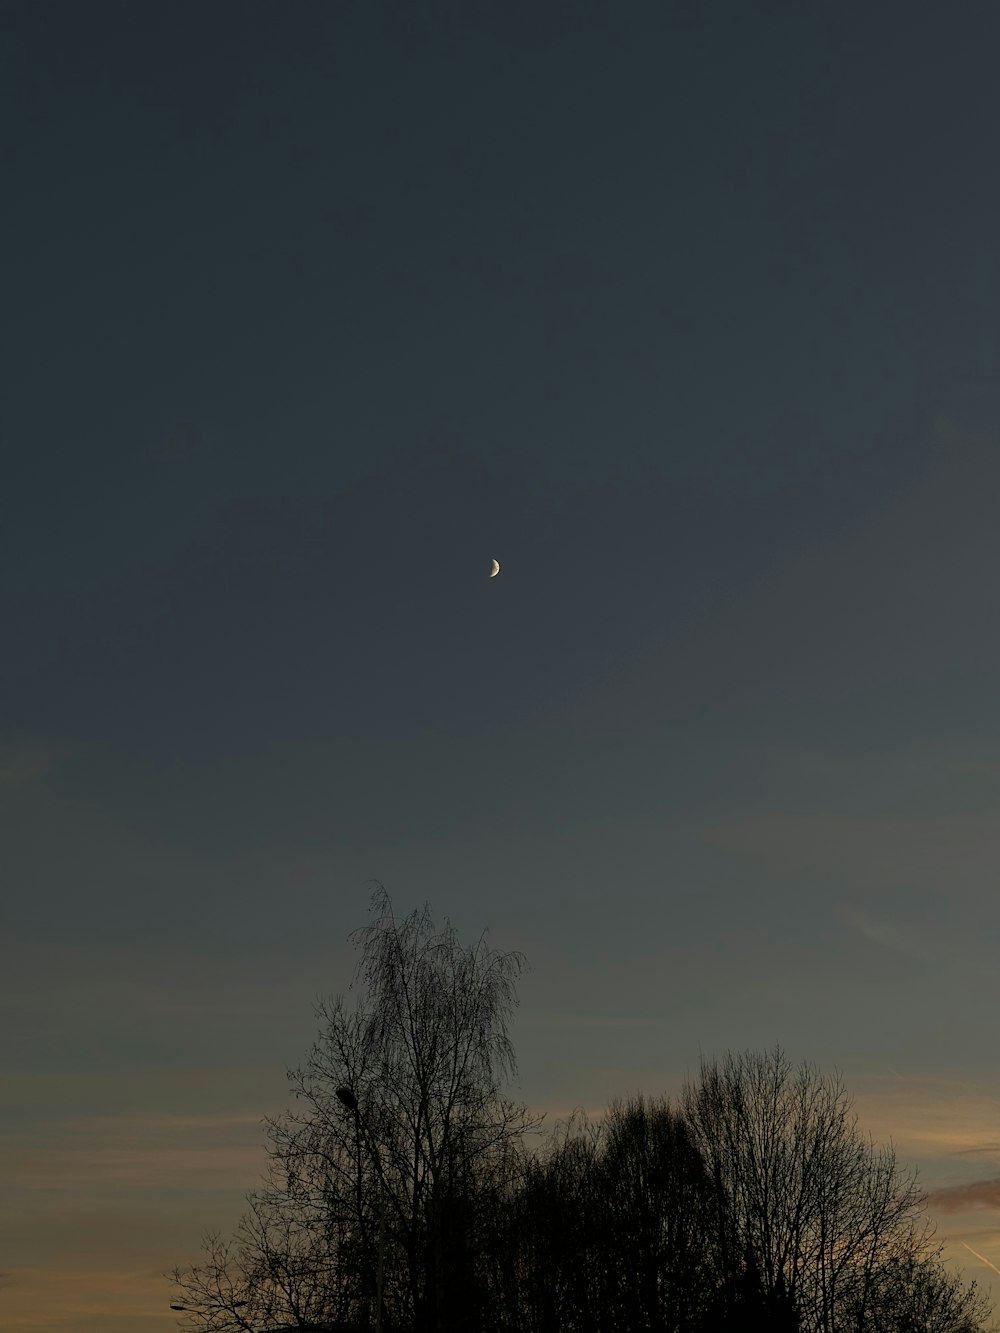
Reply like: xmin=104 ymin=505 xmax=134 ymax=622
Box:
xmin=169 ymin=885 xmax=542 ymax=1333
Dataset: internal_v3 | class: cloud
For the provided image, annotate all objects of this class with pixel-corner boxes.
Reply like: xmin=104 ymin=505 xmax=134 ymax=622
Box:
xmin=9 ymin=1141 xmax=264 ymax=1192
xmin=927 ymin=1178 xmax=1000 ymax=1213
xmin=839 ymin=1073 xmax=1000 ymax=1168
xmin=0 ymin=1259 xmax=204 ymax=1333
xmin=698 ymin=808 xmax=1000 ymax=898
xmin=0 ymin=740 xmax=53 ymax=784
xmin=838 ymin=903 xmax=931 ymax=961
xmin=4 ymin=1104 xmax=273 ymax=1201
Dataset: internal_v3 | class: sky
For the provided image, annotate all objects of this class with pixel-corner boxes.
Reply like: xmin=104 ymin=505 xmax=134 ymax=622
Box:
xmin=3 ymin=2 xmax=1000 ymax=1328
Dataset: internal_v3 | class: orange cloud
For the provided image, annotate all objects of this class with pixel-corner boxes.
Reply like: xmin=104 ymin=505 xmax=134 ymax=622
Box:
xmin=927 ymin=1178 xmax=1000 ymax=1214
xmin=0 ymin=741 xmax=52 ymax=784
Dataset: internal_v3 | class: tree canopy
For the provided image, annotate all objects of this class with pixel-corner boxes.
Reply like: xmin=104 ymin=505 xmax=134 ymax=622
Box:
xmin=168 ymin=892 xmax=998 ymax=1333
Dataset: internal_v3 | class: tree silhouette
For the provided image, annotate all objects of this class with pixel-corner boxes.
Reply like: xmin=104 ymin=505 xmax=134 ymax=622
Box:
xmin=167 ymin=906 xmax=999 ymax=1333
xmin=678 ymin=1044 xmax=995 ymax=1333
xmin=168 ymin=886 xmax=541 ymax=1332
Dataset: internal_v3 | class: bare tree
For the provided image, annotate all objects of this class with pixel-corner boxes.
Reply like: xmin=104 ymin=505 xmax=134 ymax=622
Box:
xmin=168 ymin=885 xmax=542 ymax=1332
xmin=479 ymin=1097 xmax=724 ymax=1333
xmin=594 ymin=1094 xmax=725 ymax=1331
xmin=168 ymin=936 xmax=999 ymax=1333
xmin=504 ymin=1107 xmax=607 ymax=1332
xmin=677 ymin=1044 xmax=997 ymax=1333
xmin=827 ymin=1239 xmax=996 ymax=1333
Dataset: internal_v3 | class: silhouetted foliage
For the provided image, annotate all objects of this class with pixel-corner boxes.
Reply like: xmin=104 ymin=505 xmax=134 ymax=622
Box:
xmin=168 ymin=886 xmax=541 ymax=1332
xmin=168 ymin=902 xmax=998 ymax=1333
xmin=678 ymin=1044 xmax=995 ymax=1333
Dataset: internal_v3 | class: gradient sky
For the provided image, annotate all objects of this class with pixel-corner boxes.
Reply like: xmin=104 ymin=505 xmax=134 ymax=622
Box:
xmin=4 ymin=3 xmax=1000 ymax=1329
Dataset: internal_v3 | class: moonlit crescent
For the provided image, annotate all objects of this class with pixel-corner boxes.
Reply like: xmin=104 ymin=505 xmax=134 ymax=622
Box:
xmin=490 ymin=558 xmax=500 ymax=577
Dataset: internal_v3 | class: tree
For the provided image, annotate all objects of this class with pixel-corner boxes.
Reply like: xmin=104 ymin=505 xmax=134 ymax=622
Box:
xmin=168 ymin=885 xmax=542 ymax=1332
xmin=677 ymin=1044 xmax=997 ymax=1333
xmin=593 ymin=1095 xmax=724 ymax=1331
xmin=168 ymin=936 xmax=999 ymax=1333
xmin=839 ymin=1243 xmax=997 ymax=1333
xmin=504 ymin=1107 xmax=607 ymax=1333
xmin=477 ymin=1096 xmax=727 ymax=1333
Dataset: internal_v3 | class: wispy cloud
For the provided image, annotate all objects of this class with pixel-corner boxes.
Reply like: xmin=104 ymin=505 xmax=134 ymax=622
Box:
xmin=11 ymin=1142 xmax=264 ymax=1191
xmin=0 ymin=1259 xmax=199 ymax=1333
xmin=699 ymin=808 xmax=1000 ymax=899
xmin=0 ymin=741 xmax=53 ymax=784
xmin=928 ymin=1179 xmax=1000 ymax=1214
xmin=5 ymin=1104 xmax=274 ymax=1195
xmin=840 ymin=1073 xmax=1000 ymax=1168
xmin=839 ymin=903 xmax=931 ymax=961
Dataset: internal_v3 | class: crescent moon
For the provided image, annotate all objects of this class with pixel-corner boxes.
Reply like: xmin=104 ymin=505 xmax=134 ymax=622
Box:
xmin=490 ymin=558 xmax=500 ymax=577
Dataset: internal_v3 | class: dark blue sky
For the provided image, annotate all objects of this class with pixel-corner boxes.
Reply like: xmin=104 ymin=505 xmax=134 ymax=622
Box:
xmin=4 ymin=6 xmax=1000 ymax=1329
